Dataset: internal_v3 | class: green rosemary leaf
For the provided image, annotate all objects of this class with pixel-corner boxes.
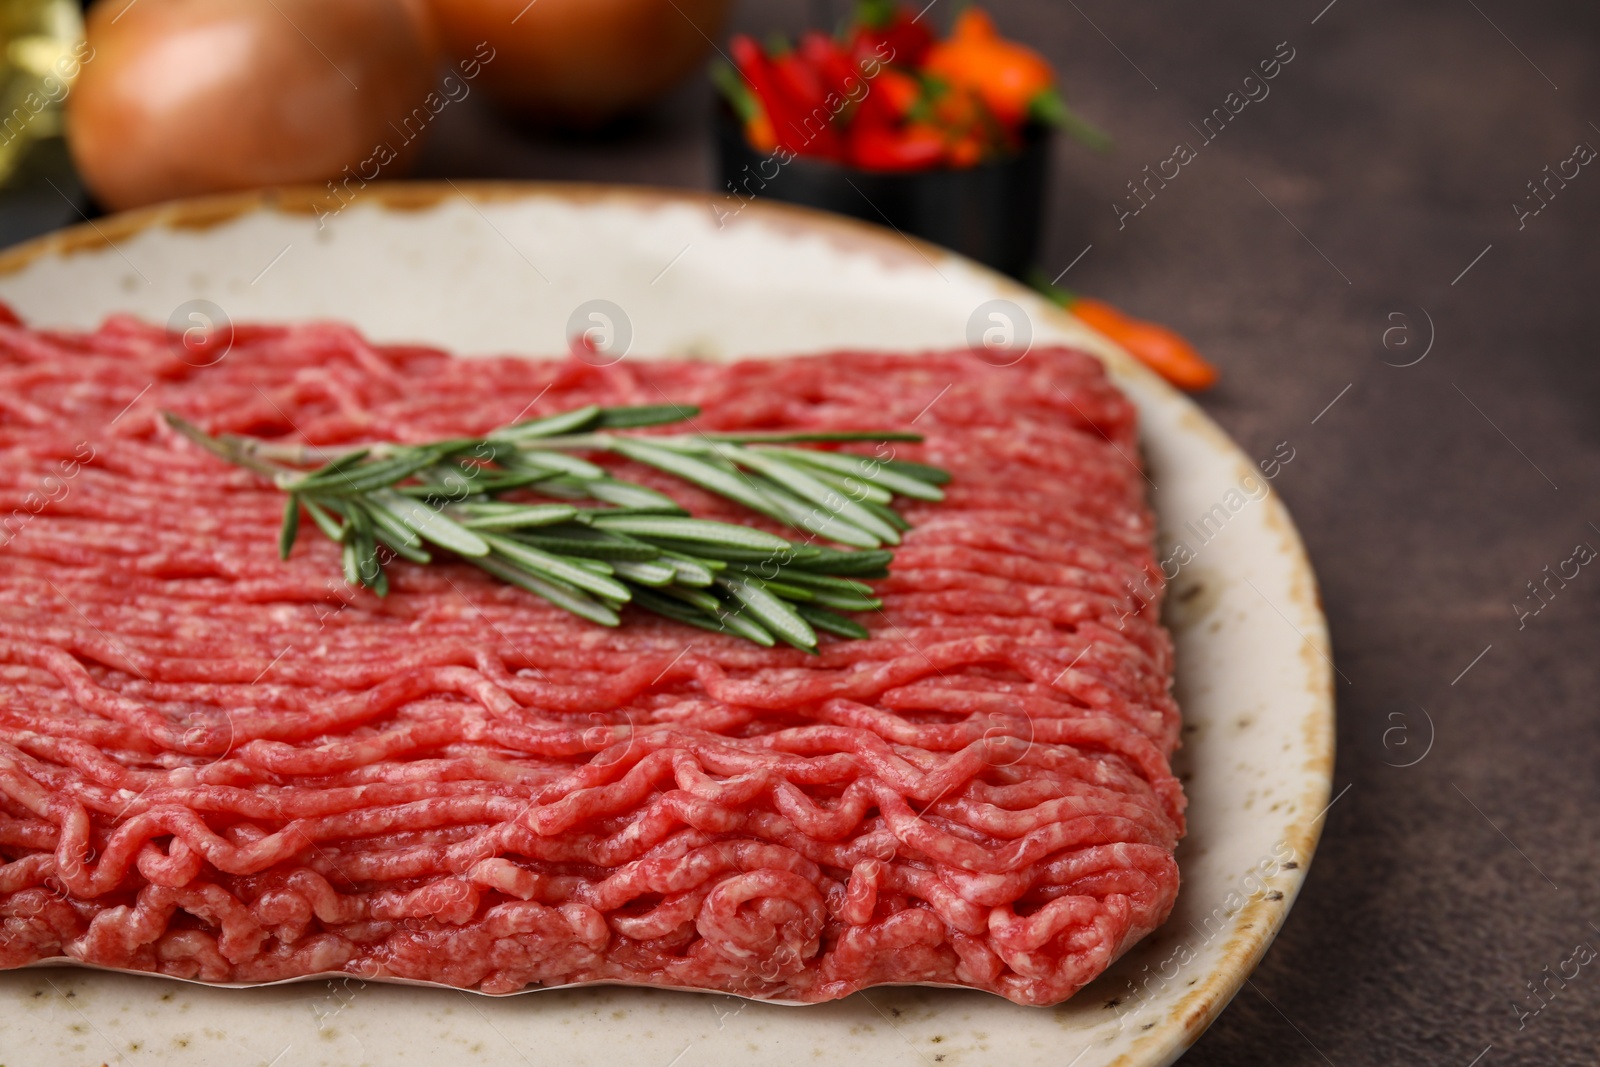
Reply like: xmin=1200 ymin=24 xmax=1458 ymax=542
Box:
xmin=594 ymin=404 xmax=699 ymax=429
xmin=763 ymin=457 xmax=894 ymax=504
xmin=314 ymin=447 xmax=374 ymax=477
xmin=729 ymin=447 xmax=901 ymax=544
xmin=482 ymin=470 xmax=567 ymax=493
xmin=759 ymin=446 xmax=945 ymax=502
xmin=415 ymin=437 xmax=484 ymax=457
xmin=586 ymin=515 xmax=792 ymax=551
xmin=606 ymin=438 xmax=788 ymax=524
xmin=710 ymin=608 xmax=778 ymax=646
xmin=674 ymin=589 xmax=778 ymax=647
xmin=800 ymin=589 xmax=883 ymax=612
xmin=880 ymin=458 xmax=952 ymax=486
xmin=611 ymin=559 xmax=677 ymax=587
xmin=385 ymin=539 xmax=433 ymax=566
xmin=424 ymin=466 xmax=557 ymax=496
xmin=655 ymin=585 xmax=724 ymax=614
xmin=570 ymin=505 xmax=685 ymax=520
xmin=785 ymin=547 xmax=895 ymax=575
xmin=522 ymin=475 xmax=596 ymax=500
xmin=455 ymin=501 xmax=547 ymax=515
xmin=370 ymin=489 xmax=490 ymax=558
xmin=655 ymin=547 xmax=729 ymax=568
xmin=344 ymin=518 xmax=387 ymax=596
xmin=358 ymin=495 xmax=428 ymax=552
xmin=751 ymin=485 xmax=884 ymax=549
xmin=544 ymin=523 xmax=653 ymax=544
xmin=300 ymin=496 xmax=346 ymax=543
xmin=627 ymin=589 xmax=724 ymax=630
xmin=365 ymin=556 xmax=390 ymax=598
xmin=702 ymin=430 xmax=924 ymax=444
xmin=457 ymin=440 xmax=524 ymax=466
xmin=859 ymin=498 xmax=911 ymax=532
xmin=371 ymin=529 xmax=432 ymax=565
xmin=480 ymin=533 xmax=633 ymax=602
xmin=517 ymin=539 xmax=659 ymax=563
xmin=750 ymin=578 xmax=816 ymax=602
xmin=288 ymin=449 xmax=440 ymax=496
xmin=394 ymin=483 xmax=468 ymax=501
xmin=278 ymin=497 xmax=301 ymax=560
xmin=656 ymin=551 xmax=719 ymax=585
xmin=505 ymin=450 xmax=609 ymax=480
xmin=580 ymin=479 xmax=687 ymax=512
xmin=730 ymin=566 xmax=875 ymax=597
xmin=612 ymin=435 xmax=717 ymax=456
xmin=716 ymin=574 xmax=817 ymax=651
xmin=723 ymin=445 xmax=899 ymax=543
xmin=650 ymin=539 xmax=814 ymax=564
xmin=795 ymin=604 xmax=871 ymax=640
xmin=629 ymin=587 xmax=774 ymax=644
xmin=490 ymin=404 xmax=603 ymax=441
xmin=455 ymin=503 xmax=581 ymax=530
xmin=350 ymin=504 xmax=405 ymax=556
xmin=344 ymin=499 xmax=375 ymax=541
xmin=475 ymin=553 xmax=621 ymax=627
xmin=340 ymin=538 xmax=363 ymax=589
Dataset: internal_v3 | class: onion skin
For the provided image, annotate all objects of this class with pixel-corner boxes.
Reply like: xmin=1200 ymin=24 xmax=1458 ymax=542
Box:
xmin=425 ymin=0 xmax=733 ymax=126
xmin=68 ymin=0 xmax=437 ymax=211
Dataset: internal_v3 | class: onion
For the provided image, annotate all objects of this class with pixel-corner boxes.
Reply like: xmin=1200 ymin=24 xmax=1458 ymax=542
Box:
xmin=67 ymin=0 xmax=437 ymax=211
xmin=425 ymin=0 xmax=732 ymax=126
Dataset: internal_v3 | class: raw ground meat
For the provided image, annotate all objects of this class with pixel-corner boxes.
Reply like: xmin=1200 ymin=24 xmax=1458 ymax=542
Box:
xmin=0 ymin=311 xmax=1184 ymax=1006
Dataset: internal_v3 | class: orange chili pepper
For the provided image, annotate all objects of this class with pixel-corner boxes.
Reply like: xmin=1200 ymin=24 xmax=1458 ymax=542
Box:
xmin=922 ymin=6 xmax=1054 ymax=127
xmin=1062 ymin=294 xmax=1219 ymax=391
xmin=744 ymin=109 xmax=777 ymax=153
xmin=950 ymin=6 xmax=1000 ymax=41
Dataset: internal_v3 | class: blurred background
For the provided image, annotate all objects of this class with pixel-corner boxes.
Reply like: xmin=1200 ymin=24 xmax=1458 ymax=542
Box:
xmin=3 ymin=1 xmax=1599 ymax=1064
xmin=0 ymin=0 xmax=1101 ymax=281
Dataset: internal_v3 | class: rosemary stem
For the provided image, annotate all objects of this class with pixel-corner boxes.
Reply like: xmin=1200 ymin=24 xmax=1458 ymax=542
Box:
xmin=243 ymin=440 xmax=401 ymax=464
xmin=164 ymin=415 xmax=291 ymax=478
xmin=493 ymin=432 xmax=619 ymax=451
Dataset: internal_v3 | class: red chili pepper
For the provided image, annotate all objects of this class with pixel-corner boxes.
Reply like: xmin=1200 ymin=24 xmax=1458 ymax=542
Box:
xmin=853 ymin=66 xmax=921 ymax=129
xmin=730 ymin=35 xmax=809 ymax=154
xmin=0 ymin=302 xmax=22 ymax=328
xmin=773 ymin=51 xmax=826 ymax=112
xmin=799 ymin=31 xmax=857 ymax=101
xmin=849 ymin=123 xmax=945 ymax=171
xmin=772 ymin=48 xmax=846 ymax=158
xmin=851 ymin=1 xmax=934 ymax=67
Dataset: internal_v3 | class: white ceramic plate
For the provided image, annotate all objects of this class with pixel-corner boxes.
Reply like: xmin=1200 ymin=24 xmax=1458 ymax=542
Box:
xmin=0 ymin=184 xmax=1333 ymax=1067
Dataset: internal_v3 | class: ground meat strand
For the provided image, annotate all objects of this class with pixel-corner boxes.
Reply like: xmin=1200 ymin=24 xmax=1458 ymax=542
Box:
xmin=0 ymin=312 xmax=1183 ymax=1006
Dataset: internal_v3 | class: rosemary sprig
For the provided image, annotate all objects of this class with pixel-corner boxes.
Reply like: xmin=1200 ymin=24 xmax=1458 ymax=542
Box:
xmin=163 ymin=404 xmax=948 ymax=652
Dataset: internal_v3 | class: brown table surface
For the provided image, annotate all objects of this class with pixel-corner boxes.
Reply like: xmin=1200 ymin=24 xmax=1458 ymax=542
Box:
xmin=6 ymin=1 xmax=1597 ymax=1063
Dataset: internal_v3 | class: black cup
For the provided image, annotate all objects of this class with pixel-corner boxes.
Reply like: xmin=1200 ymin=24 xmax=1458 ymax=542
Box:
xmin=712 ymin=102 xmax=1050 ymax=280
